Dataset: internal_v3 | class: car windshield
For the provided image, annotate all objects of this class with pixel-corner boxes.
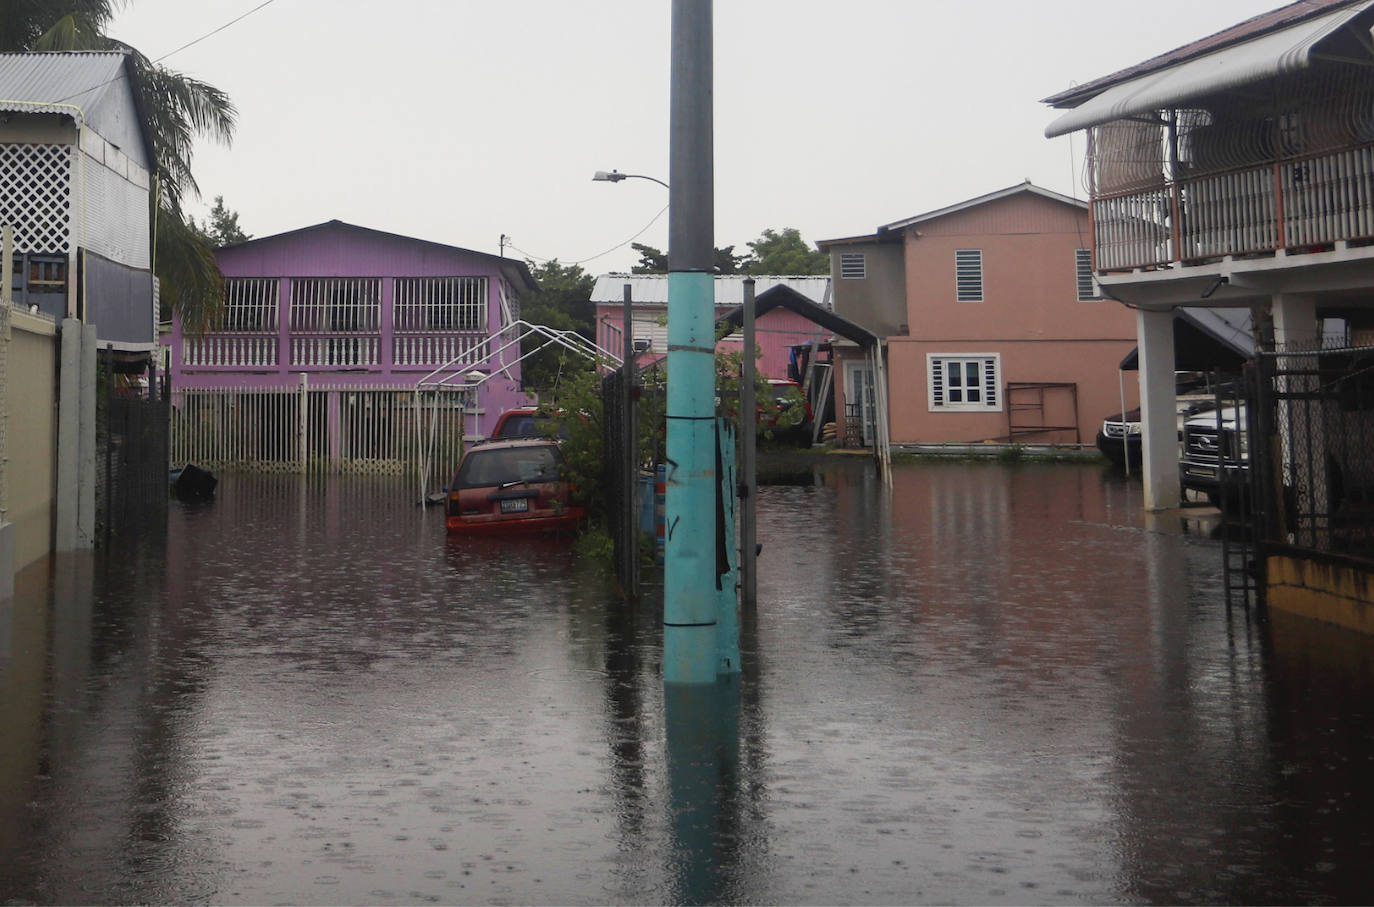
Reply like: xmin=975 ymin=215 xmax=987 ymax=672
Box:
xmin=493 ymin=414 xmax=538 ymax=438
xmin=455 ymin=445 xmax=561 ymax=488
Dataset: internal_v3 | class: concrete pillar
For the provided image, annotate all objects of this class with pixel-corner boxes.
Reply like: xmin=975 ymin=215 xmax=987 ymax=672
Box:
xmin=55 ymin=319 xmax=82 ymax=551
xmin=1137 ymin=308 xmax=1179 ymax=511
xmin=1272 ymin=293 xmax=1319 ymax=351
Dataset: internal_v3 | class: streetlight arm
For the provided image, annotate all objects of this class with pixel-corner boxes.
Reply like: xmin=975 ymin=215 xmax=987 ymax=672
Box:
xmin=592 ymin=169 xmax=669 ymax=190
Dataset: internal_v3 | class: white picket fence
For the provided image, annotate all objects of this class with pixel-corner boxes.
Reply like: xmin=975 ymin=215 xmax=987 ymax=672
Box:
xmin=170 ymin=383 xmax=474 ymax=476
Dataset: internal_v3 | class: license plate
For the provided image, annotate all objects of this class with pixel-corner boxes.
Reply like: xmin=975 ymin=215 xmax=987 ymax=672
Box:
xmin=500 ymin=498 xmax=529 ymax=514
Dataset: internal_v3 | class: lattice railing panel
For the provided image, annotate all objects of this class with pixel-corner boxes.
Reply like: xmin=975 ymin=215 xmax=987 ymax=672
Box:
xmin=0 ymin=143 xmax=72 ymax=253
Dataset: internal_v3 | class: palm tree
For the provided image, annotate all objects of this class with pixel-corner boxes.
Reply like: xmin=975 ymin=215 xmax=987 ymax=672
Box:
xmin=5 ymin=4 xmax=237 ymax=331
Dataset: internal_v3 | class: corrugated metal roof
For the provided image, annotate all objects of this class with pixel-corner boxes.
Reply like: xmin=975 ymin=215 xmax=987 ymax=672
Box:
xmin=590 ymin=274 xmax=833 ymax=310
xmin=1044 ymin=0 xmax=1374 ymax=137
xmin=1043 ymin=0 xmax=1367 ymax=108
xmin=0 ymin=52 xmax=153 ymax=170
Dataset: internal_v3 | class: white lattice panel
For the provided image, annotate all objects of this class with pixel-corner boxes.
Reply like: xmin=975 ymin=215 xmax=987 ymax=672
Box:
xmin=0 ymin=143 xmax=72 ymax=253
xmin=79 ymin=148 xmax=151 ymax=268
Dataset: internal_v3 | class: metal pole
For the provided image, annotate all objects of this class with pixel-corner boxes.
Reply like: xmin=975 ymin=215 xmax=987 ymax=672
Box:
xmin=298 ymin=372 xmax=308 ymax=474
xmin=740 ymin=279 xmax=757 ymax=606
xmin=664 ymin=0 xmax=720 ymax=684
xmin=623 ymin=282 xmax=639 ymax=598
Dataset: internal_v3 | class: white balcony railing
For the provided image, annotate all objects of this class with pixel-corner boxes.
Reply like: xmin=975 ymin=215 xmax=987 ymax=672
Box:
xmin=182 ymin=334 xmax=278 ymax=368
xmin=1092 ymin=142 xmax=1374 ymax=271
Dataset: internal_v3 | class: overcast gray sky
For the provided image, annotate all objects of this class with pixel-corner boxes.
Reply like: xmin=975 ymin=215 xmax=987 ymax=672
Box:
xmin=108 ymin=0 xmax=1283 ymax=274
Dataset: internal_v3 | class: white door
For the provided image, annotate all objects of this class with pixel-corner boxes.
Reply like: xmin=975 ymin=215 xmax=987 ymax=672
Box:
xmin=846 ymin=361 xmax=877 ymax=446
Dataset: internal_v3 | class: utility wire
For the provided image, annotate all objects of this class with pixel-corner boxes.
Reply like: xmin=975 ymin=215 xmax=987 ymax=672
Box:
xmin=149 ymin=0 xmax=278 ymax=65
xmin=51 ymin=0 xmax=280 ymax=105
xmin=507 ymin=203 xmax=669 ymax=267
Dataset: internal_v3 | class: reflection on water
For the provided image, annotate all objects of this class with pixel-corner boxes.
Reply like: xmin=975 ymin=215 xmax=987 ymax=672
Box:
xmin=1 ymin=464 xmax=1373 ymax=904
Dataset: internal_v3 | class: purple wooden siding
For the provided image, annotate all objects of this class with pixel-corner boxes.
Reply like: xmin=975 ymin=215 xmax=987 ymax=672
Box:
xmin=169 ymin=223 xmax=531 ymax=435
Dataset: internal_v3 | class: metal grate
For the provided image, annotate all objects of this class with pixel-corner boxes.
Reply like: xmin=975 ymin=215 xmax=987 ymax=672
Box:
xmin=394 ymin=277 xmax=486 ymax=331
xmin=289 ymin=278 xmax=381 ymax=332
xmin=0 ymin=143 xmax=72 ymax=254
xmin=219 ymin=277 xmax=279 ymax=332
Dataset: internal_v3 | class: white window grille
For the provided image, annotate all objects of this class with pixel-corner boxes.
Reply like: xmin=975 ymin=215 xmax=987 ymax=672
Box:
xmin=289 ymin=278 xmax=381 ymax=332
xmin=955 ymin=249 xmax=983 ymax=302
xmin=840 ymin=252 xmax=866 ymax=279
xmin=219 ymin=278 xmax=279 ymax=331
xmin=393 ymin=277 xmax=487 ymax=331
xmin=0 ymin=143 xmax=72 ymax=254
xmin=1075 ymin=249 xmax=1100 ymax=300
xmin=928 ymin=353 xmax=1001 ymax=411
xmin=289 ymin=278 xmax=380 ymax=367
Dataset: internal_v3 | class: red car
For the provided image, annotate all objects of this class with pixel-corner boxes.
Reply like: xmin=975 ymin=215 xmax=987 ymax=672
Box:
xmin=490 ymin=406 xmax=573 ymax=440
xmin=445 ymin=438 xmax=585 ymax=535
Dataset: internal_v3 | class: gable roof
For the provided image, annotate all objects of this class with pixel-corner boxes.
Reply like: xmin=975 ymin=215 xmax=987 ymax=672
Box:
xmin=1042 ymin=0 xmax=1374 ymax=137
xmin=715 ymin=284 xmax=876 ymax=347
xmin=818 ymin=181 xmax=1085 ymax=247
xmin=0 ymin=51 xmax=155 ymax=171
xmin=220 ymin=220 xmax=537 ymax=291
xmin=590 ymin=273 xmax=832 ymax=309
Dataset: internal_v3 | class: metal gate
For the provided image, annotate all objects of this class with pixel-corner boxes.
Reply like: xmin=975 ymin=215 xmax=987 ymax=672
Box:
xmin=1249 ymin=344 xmax=1374 ymax=566
xmin=98 ymin=352 xmax=169 ymax=543
xmin=170 ymin=385 xmax=471 ymax=477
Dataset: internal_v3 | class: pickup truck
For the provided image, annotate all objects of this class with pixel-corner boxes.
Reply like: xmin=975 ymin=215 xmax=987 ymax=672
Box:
xmin=1179 ymin=404 xmax=1248 ymax=508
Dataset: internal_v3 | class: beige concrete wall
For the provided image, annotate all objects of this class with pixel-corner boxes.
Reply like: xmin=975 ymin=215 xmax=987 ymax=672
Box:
xmin=5 ymin=309 xmax=58 ymax=570
xmin=1267 ymin=554 xmax=1374 ymax=635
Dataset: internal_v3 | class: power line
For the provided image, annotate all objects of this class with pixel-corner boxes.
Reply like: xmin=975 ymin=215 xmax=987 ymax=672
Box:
xmin=507 ymin=203 xmax=669 ymax=267
xmin=50 ymin=0 xmax=280 ymax=105
xmin=149 ymin=0 xmax=278 ymax=66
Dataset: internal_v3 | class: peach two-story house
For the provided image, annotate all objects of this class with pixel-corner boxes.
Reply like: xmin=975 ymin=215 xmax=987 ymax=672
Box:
xmin=819 ymin=182 xmax=1139 ymax=449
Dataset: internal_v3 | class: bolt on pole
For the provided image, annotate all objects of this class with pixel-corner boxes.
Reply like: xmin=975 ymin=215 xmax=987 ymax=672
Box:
xmin=663 ymin=0 xmax=723 ymax=684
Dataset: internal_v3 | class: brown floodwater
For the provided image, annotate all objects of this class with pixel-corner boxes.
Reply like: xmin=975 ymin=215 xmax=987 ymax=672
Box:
xmin=1 ymin=460 xmax=1372 ymax=905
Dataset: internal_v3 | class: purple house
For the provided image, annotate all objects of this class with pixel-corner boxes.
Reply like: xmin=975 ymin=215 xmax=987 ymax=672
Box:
xmin=167 ymin=220 xmax=537 ymax=473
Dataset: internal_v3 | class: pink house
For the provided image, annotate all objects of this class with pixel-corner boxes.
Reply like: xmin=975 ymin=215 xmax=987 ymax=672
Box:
xmin=819 ymin=183 xmax=1139 ymax=449
xmin=166 ymin=221 xmax=537 ymax=472
xmin=590 ymin=274 xmax=833 ymax=379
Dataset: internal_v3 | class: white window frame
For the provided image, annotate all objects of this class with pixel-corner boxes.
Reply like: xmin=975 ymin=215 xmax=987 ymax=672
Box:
xmin=1075 ymin=249 xmax=1100 ymax=300
xmin=927 ymin=353 xmax=1001 ymax=412
xmin=955 ymin=249 xmax=983 ymax=302
xmin=839 ymin=251 xmax=866 ymax=280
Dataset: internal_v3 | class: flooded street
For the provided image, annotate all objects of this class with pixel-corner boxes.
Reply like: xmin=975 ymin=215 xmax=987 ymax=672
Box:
xmin=2 ymin=459 xmax=1374 ymax=905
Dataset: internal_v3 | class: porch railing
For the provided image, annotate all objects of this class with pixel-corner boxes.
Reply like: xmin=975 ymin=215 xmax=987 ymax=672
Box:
xmin=182 ymin=333 xmax=277 ymax=367
xmin=1093 ymin=141 xmax=1374 ymax=271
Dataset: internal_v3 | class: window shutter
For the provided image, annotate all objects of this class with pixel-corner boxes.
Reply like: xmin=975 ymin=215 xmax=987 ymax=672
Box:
xmin=983 ymin=357 xmax=998 ymax=408
xmin=1075 ymin=249 xmax=1099 ymax=300
xmin=930 ymin=357 xmax=945 ymax=408
xmin=955 ymin=250 xmax=983 ymax=301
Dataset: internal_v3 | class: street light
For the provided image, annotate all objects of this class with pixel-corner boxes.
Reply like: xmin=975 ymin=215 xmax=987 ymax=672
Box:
xmin=592 ymin=169 xmax=670 ymax=190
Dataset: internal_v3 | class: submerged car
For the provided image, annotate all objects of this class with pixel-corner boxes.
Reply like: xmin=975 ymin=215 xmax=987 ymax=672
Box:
xmin=1095 ymin=407 xmax=1141 ymax=466
xmin=490 ymin=406 xmax=576 ymax=440
xmin=445 ymin=438 xmax=585 ymax=534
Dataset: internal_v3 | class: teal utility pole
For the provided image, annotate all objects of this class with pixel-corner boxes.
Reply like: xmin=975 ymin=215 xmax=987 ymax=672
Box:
xmin=663 ymin=0 xmax=721 ymax=684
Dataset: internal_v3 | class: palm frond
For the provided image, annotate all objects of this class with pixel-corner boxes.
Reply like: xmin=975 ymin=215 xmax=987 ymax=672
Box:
xmin=155 ymin=206 xmax=222 ymax=335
